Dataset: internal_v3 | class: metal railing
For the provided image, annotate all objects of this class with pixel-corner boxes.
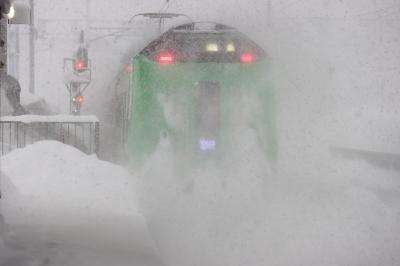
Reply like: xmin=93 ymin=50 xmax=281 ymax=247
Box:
xmin=330 ymin=146 xmax=400 ymax=172
xmin=0 ymin=115 xmax=99 ymax=156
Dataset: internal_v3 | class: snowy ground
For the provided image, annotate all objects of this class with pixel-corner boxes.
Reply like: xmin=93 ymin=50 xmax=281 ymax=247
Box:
xmin=0 ymin=141 xmax=162 ymax=266
xmin=136 ymin=140 xmax=400 ymax=266
xmin=1 ymin=136 xmax=399 ymax=266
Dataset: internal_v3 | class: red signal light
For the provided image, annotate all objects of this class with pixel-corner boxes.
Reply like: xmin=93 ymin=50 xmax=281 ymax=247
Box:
xmin=158 ymin=53 xmax=175 ymax=64
xmin=74 ymin=58 xmax=87 ymax=72
xmin=240 ymin=53 xmax=254 ymax=63
xmin=73 ymin=95 xmax=84 ymax=104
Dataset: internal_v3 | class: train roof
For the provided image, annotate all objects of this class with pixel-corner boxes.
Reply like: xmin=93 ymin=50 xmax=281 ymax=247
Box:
xmin=139 ymin=22 xmax=266 ymax=63
xmin=169 ymin=22 xmax=237 ymax=34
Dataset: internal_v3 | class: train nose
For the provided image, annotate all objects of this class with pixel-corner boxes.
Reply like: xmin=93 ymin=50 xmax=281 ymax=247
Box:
xmin=195 ymin=81 xmax=220 ymax=152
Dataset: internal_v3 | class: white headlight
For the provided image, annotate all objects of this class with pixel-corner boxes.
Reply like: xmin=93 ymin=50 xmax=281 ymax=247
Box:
xmin=226 ymin=43 xmax=235 ymax=52
xmin=206 ymin=43 xmax=219 ymax=52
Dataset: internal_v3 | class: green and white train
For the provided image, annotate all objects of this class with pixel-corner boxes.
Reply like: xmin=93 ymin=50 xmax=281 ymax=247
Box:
xmin=116 ymin=22 xmax=277 ymax=168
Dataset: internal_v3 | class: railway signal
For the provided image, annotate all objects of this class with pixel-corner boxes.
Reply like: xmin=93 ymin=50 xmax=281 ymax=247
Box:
xmin=63 ymin=30 xmax=91 ymax=115
xmin=73 ymin=94 xmax=84 ymax=105
xmin=73 ymin=46 xmax=89 ymax=73
xmin=71 ymin=92 xmax=84 ymax=115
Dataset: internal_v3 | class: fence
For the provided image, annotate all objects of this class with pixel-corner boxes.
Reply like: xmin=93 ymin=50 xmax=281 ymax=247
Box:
xmin=0 ymin=115 xmax=99 ymax=156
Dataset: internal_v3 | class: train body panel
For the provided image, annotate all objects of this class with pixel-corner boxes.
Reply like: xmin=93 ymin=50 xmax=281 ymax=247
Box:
xmin=127 ymin=56 xmax=277 ymax=165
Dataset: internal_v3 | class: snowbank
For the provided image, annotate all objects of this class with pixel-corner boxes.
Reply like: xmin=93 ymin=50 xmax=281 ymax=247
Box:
xmin=0 ymin=141 xmax=152 ymax=253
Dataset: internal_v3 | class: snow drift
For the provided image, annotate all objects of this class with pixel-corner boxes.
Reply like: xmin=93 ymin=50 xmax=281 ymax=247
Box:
xmin=0 ymin=140 xmax=153 ymax=253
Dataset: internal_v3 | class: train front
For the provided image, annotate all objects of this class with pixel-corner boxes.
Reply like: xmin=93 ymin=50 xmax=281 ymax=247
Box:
xmin=127 ymin=22 xmax=277 ymax=167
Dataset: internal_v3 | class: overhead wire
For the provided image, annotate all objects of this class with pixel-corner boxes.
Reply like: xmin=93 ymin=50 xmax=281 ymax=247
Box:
xmin=362 ymin=8 xmax=400 ymax=21
xmin=353 ymin=3 xmax=400 ymax=18
xmin=158 ymin=1 xmax=168 ymax=12
xmin=161 ymin=0 xmax=178 ymax=12
xmin=159 ymin=0 xmax=175 ymax=13
xmin=272 ymin=0 xmax=295 ymax=12
xmin=274 ymin=0 xmax=306 ymax=13
xmin=271 ymin=1 xmax=400 ymax=21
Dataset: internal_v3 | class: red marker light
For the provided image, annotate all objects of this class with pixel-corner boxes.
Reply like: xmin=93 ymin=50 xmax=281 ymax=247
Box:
xmin=158 ymin=53 xmax=175 ymax=63
xmin=124 ymin=64 xmax=133 ymax=73
xmin=240 ymin=53 xmax=254 ymax=63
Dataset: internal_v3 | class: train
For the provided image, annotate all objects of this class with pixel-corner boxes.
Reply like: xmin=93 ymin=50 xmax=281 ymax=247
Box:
xmin=115 ymin=22 xmax=277 ymax=168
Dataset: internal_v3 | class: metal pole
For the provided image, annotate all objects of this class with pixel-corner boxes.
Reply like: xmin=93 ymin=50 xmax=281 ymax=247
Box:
xmin=15 ymin=26 xmax=19 ymax=78
xmin=94 ymin=121 xmax=99 ymax=155
xmin=86 ymin=0 xmax=90 ymax=30
xmin=29 ymin=0 xmax=35 ymax=93
xmin=0 ymin=17 xmax=7 ymax=76
xmin=267 ymin=0 xmax=271 ymax=25
xmin=0 ymin=17 xmax=7 ymax=111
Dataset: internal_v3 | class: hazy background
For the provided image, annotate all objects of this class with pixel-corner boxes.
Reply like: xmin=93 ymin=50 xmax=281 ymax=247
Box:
xmin=4 ymin=1 xmax=400 ymax=266
xmin=8 ymin=0 xmax=400 ymax=153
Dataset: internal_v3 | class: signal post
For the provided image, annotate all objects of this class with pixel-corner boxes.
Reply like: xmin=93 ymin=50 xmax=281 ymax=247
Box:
xmin=63 ymin=30 xmax=91 ymax=115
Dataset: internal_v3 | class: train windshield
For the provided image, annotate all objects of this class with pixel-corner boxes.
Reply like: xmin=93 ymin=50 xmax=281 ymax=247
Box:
xmin=142 ymin=31 xmax=265 ymax=63
xmin=171 ymin=32 xmax=265 ymax=63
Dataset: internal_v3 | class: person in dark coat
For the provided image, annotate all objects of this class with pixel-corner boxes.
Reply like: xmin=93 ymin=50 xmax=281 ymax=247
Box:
xmin=0 ymin=73 xmax=28 ymax=115
xmin=0 ymin=0 xmax=11 ymax=19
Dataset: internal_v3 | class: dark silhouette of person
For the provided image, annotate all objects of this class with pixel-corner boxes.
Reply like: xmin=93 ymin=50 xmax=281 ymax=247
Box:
xmin=0 ymin=0 xmax=11 ymax=19
xmin=0 ymin=73 xmax=28 ymax=115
